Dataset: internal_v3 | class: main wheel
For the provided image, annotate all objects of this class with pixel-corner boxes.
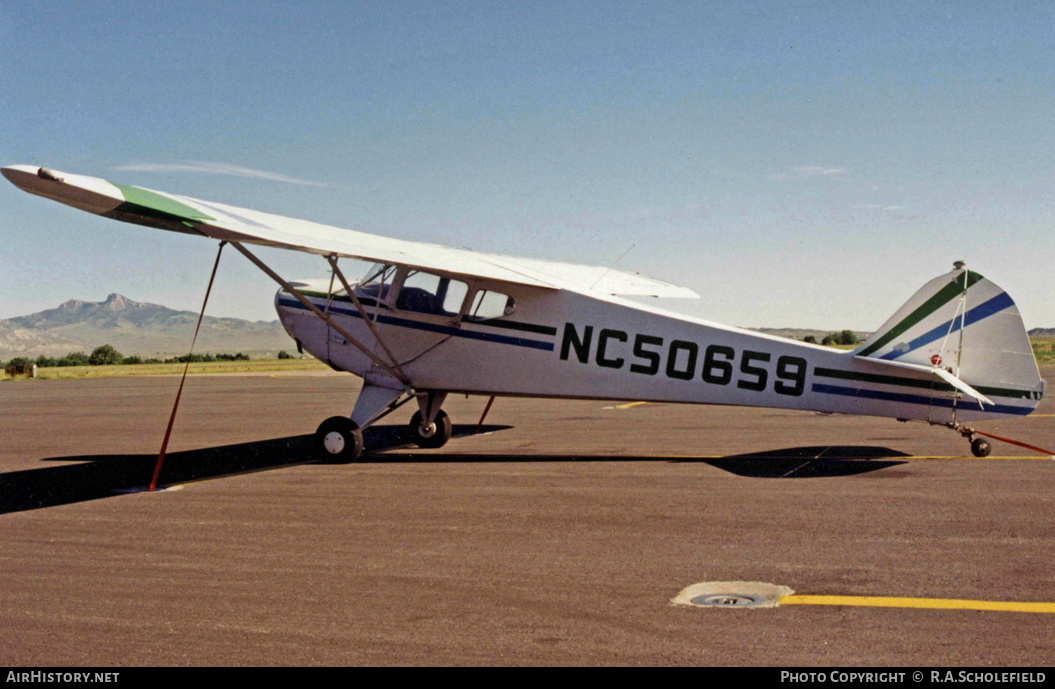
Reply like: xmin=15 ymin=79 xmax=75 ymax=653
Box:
xmin=314 ymin=416 xmax=364 ymax=462
xmin=970 ymin=437 xmax=992 ymax=458
xmin=408 ymin=409 xmax=452 ymax=449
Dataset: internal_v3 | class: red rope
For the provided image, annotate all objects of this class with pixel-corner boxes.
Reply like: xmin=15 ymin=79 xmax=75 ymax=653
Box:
xmin=973 ymin=430 xmax=1055 ymax=457
xmin=149 ymin=242 xmax=226 ymax=492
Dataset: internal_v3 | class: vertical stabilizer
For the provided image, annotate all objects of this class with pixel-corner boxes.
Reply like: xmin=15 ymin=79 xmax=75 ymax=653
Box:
xmin=854 ymin=267 xmax=1044 ymax=417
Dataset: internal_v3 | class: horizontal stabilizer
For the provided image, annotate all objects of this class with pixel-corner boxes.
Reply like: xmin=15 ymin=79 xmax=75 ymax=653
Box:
xmin=854 ymin=355 xmax=995 ymax=407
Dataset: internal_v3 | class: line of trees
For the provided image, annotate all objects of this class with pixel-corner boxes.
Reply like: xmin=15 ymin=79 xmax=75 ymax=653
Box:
xmin=2 ymin=345 xmax=253 ymax=369
xmin=803 ymin=330 xmax=860 ymax=346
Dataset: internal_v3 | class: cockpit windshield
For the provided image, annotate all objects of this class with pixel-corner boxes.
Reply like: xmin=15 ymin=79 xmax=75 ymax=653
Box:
xmin=354 ymin=263 xmax=396 ymax=304
xmin=360 ymin=263 xmax=393 ymax=286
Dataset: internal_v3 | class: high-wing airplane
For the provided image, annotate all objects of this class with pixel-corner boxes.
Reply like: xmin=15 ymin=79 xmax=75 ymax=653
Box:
xmin=3 ymin=165 xmax=1046 ymax=461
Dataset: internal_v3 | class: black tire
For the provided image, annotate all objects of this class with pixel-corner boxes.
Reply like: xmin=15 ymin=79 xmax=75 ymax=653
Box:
xmin=314 ymin=416 xmax=364 ymax=462
xmin=408 ymin=409 xmax=452 ymax=449
xmin=970 ymin=438 xmax=992 ymax=458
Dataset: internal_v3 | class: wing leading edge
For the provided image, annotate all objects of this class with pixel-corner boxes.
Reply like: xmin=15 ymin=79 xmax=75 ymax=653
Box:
xmin=2 ymin=165 xmax=698 ymax=299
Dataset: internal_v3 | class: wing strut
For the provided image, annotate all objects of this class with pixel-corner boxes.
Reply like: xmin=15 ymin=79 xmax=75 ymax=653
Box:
xmin=326 ymin=255 xmax=407 ymax=381
xmin=227 ymin=241 xmax=410 ymax=386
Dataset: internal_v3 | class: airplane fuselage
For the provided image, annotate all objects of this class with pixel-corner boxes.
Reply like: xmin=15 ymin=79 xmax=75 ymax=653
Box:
xmin=276 ymin=279 xmax=1041 ymax=426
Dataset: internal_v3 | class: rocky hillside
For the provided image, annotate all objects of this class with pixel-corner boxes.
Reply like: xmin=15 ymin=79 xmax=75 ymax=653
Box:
xmin=0 ymin=294 xmax=294 ymax=359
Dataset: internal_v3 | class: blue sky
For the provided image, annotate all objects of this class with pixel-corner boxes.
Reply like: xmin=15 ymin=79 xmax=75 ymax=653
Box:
xmin=1 ymin=1 xmax=1052 ymax=330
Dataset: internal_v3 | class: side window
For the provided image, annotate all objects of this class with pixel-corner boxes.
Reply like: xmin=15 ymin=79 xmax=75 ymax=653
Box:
xmin=467 ymin=289 xmax=516 ymax=321
xmin=396 ymin=270 xmax=469 ymax=317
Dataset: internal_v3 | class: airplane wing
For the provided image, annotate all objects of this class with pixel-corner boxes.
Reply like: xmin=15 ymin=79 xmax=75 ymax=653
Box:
xmin=1 ymin=165 xmax=698 ymax=299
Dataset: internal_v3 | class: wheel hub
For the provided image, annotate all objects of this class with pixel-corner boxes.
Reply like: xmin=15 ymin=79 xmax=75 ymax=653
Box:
xmin=323 ymin=431 xmax=346 ymax=454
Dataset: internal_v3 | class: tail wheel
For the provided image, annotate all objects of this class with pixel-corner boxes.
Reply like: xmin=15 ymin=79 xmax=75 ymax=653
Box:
xmin=970 ymin=438 xmax=992 ymax=458
xmin=315 ymin=416 xmax=364 ymax=462
xmin=409 ymin=409 xmax=452 ymax=449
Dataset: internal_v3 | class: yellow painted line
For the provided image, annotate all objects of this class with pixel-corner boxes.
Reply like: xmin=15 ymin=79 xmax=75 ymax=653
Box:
xmin=649 ymin=453 xmax=1041 ymax=460
xmin=1029 ymin=414 xmax=1055 ymax=417
xmin=615 ymin=401 xmax=648 ymax=409
xmin=901 ymin=455 xmax=1045 ymax=460
xmin=781 ymin=595 xmax=1055 ymax=614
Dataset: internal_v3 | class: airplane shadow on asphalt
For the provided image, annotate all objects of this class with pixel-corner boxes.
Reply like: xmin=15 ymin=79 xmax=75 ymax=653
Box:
xmin=3 ymin=428 xmax=907 ymax=513
xmin=1 ymin=425 xmax=508 ymax=514
xmin=678 ymin=446 xmax=911 ymax=479
xmin=393 ymin=445 xmax=910 ymax=479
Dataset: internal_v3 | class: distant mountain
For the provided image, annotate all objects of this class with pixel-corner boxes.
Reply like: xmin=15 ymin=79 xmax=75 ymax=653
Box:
xmin=1029 ymin=328 xmax=1055 ymax=337
xmin=0 ymin=294 xmax=294 ymax=359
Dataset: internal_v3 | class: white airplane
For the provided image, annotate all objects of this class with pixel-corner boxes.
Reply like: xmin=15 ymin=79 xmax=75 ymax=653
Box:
xmin=3 ymin=165 xmax=1046 ymax=461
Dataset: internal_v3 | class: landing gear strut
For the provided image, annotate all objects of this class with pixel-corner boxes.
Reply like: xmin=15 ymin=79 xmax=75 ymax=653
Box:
xmin=949 ymin=423 xmax=993 ymax=458
xmin=407 ymin=390 xmax=451 ymax=449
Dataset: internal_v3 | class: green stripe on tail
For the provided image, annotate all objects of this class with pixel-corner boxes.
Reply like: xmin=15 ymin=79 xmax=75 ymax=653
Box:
xmin=858 ymin=271 xmax=983 ymax=357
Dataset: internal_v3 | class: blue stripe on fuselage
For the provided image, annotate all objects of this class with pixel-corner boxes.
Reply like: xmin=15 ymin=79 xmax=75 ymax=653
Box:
xmin=812 ymin=382 xmax=1033 ymax=416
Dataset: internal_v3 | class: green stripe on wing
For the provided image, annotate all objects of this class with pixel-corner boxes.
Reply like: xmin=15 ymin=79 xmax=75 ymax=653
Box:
xmin=111 ymin=183 xmax=215 ymax=223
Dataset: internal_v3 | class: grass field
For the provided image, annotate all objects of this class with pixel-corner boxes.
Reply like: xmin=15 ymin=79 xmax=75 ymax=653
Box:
xmin=1 ymin=357 xmax=329 ymax=381
xmin=1033 ymin=337 xmax=1055 ymax=363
